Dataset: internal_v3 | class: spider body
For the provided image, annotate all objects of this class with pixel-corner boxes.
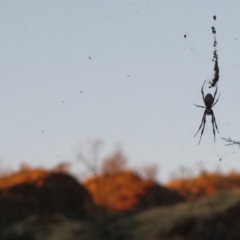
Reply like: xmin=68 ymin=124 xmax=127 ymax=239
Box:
xmin=194 ymin=81 xmax=220 ymax=144
xmin=204 ymin=94 xmax=214 ymax=108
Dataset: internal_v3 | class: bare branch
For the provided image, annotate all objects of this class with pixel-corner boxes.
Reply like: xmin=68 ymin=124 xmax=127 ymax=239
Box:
xmin=222 ymin=137 xmax=240 ymax=148
xmin=76 ymin=139 xmax=103 ymax=176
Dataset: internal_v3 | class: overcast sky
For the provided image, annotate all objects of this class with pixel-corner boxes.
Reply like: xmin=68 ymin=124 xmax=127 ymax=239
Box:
xmin=0 ymin=1 xmax=240 ymax=182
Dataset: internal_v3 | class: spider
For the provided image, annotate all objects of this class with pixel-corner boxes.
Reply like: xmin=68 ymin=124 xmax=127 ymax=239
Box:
xmin=194 ymin=80 xmax=220 ymax=144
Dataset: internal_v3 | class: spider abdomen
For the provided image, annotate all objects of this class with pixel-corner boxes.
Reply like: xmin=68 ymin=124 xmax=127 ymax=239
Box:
xmin=204 ymin=93 xmax=214 ymax=107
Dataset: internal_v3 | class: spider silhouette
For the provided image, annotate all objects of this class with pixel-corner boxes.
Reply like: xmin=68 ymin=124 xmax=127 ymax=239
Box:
xmin=194 ymin=80 xmax=220 ymax=144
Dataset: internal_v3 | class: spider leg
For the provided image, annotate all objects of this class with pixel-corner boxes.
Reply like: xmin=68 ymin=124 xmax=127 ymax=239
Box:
xmin=194 ymin=118 xmax=204 ymax=137
xmin=194 ymin=110 xmax=206 ymax=137
xmin=212 ymin=111 xmax=219 ymax=133
xmin=198 ymin=113 xmax=206 ymax=144
xmin=193 ymin=104 xmax=205 ymax=108
xmin=212 ymin=94 xmax=220 ymax=108
xmin=212 ymin=83 xmax=218 ymax=102
xmin=211 ymin=113 xmax=216 ymax=142
xmin=201 ymin=81 xmax=206 ymax=103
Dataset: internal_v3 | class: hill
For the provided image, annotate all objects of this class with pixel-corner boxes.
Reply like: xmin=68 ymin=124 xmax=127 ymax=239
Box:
xmin=0 ymin=169 xmax=95 ymax=229
xmin=1 ymin=169 xmax=240 ymax=239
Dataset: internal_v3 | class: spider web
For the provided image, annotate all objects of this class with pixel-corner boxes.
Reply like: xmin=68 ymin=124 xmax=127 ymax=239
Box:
xmin=158 ymin=2 xmax=240 ymax=179
xmin=1 ymin=2 xmax=240 ymax=239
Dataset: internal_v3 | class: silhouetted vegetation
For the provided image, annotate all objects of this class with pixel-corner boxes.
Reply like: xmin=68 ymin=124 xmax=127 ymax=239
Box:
xmin=167 ymin=170 xmax=240 ymax=200
xmin=1 ymin=155 xmax=240 ymax=239
xmin=0 ymin=230 xmax=35 ymax=240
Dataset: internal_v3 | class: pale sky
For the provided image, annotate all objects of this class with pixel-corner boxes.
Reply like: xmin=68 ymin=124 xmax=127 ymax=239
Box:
xmin=0 ymin=1 xmax=240 ymax=183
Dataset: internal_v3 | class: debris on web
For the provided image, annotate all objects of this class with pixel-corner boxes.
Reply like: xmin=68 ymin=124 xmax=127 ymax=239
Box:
xmin=209 ymin=16 xmax=219 ymax=88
